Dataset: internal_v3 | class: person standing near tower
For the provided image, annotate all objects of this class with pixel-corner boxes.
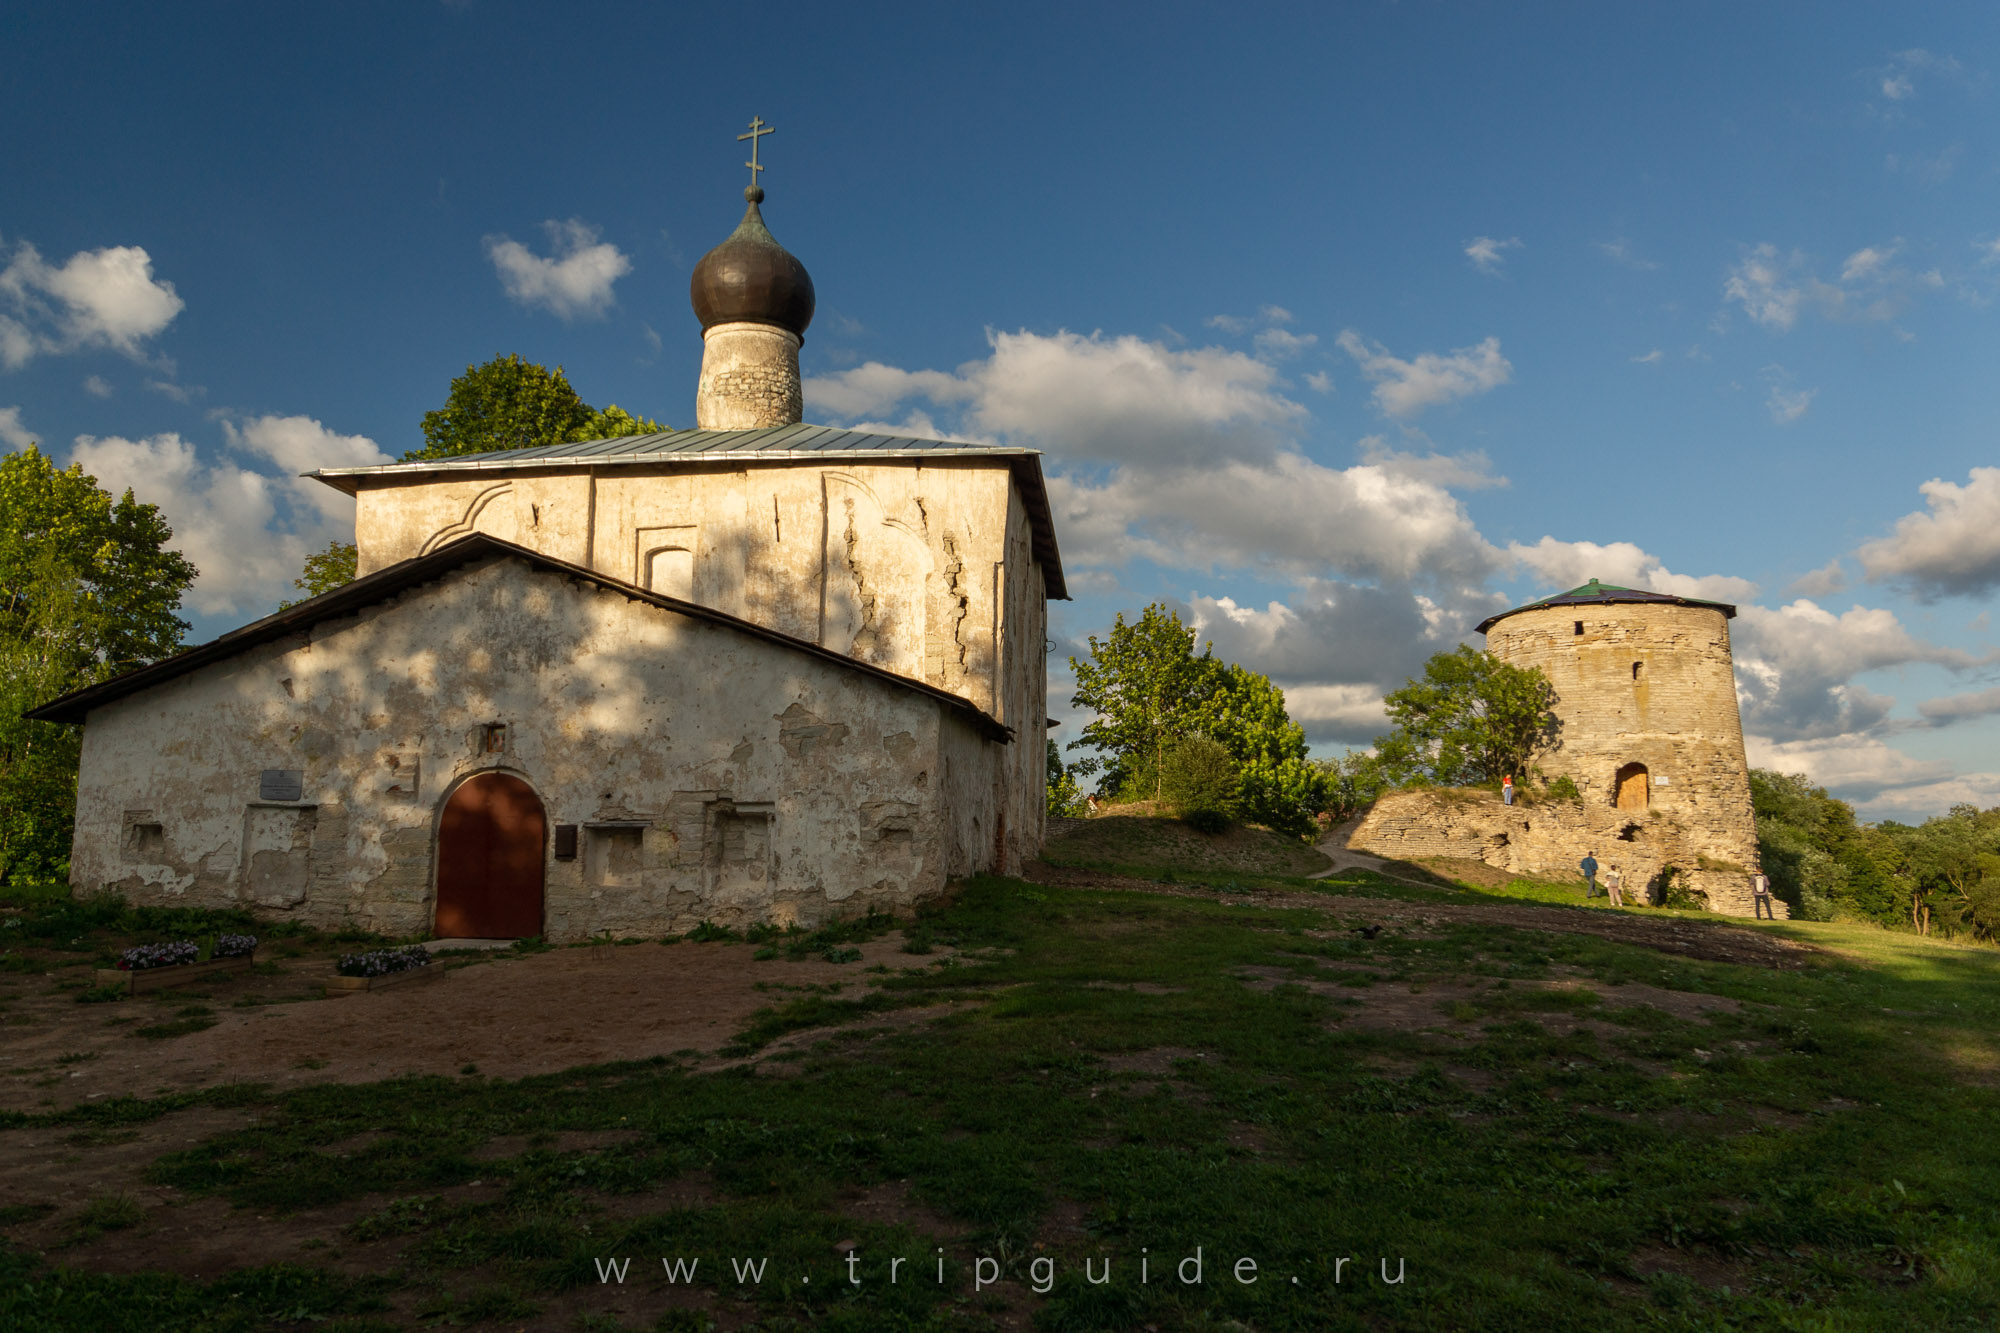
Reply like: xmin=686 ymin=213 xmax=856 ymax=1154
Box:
xmin=1502 ymin=774 xmax=1515 ymax=806
xmin=1751 ymin=872 xmax=1775 ymax=920
xmin=1603 ymin=864 xmax=1624 ymax=907
xmin=1580 ymin=850 xmax=1599 ymax=897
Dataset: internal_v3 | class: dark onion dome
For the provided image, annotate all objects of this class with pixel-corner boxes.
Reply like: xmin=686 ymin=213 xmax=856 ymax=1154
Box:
xmin=1475 ymin=578 xmax=1737 ymax=634
xmin=689 ymin=186 xmax=815 ymax=339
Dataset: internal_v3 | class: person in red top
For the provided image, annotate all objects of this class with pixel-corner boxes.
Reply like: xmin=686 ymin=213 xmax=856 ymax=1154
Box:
xmin=1501 ymin=774 xmax=1515 ymax=806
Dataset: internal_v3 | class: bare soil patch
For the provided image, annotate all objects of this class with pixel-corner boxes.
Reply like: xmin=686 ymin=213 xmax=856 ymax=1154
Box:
xmin=2 ymin=937 xmax=921 ymax=1115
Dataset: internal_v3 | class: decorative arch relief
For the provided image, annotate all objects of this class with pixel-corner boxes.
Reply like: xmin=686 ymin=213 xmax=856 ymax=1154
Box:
xmin=635 ymin=525 xmax=698 ymax=600
xmin=419 ymin=482 xmax=515 ymax=554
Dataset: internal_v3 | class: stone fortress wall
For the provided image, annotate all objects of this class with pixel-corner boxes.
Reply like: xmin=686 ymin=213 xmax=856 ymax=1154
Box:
xmin=1353 ymin=597 xmax=1781 ymax=918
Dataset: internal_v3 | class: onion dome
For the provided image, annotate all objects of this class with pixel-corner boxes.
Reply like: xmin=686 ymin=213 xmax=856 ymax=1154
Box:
xmin=689 ymin=186 xmax=816 ymax=339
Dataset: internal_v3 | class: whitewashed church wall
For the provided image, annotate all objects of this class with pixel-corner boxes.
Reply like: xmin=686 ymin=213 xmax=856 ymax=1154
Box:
xmin=350 ymin=459 xmax=1044 ymax=728
xmin=67 ymin=556 xmax=1014 ymax=940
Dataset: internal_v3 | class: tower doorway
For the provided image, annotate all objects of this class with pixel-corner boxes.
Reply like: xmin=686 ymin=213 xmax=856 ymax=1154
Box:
xmin=434 ymin=772 xmax=546 ymax=938
xmin=1613 ymin=763 xmax=1650 ymax=812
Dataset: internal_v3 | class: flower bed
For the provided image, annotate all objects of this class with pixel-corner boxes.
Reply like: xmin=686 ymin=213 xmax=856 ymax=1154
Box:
xmin=336 ymin=945 xmax=432 ymax=978
xmin=96 ymin=935 xmax=258 ymax=995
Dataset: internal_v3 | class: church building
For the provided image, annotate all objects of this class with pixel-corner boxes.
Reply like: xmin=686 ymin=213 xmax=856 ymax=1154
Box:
xmin=34 ymin=164 xmax=1066 ymax=941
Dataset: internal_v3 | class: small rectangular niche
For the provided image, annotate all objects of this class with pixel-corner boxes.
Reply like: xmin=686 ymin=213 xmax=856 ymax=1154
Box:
xmin=1573 ymin=620 xmax=1584 ymax=636
xmin=552 ymin=824 xmax=579 ymax=861
xmin=121 ymin=813 xmax=164 ymax=863
xmin=479 ymin=723 xmax=508 ymax=755
xmin=587 ymin=825 xmax=645 ymax=888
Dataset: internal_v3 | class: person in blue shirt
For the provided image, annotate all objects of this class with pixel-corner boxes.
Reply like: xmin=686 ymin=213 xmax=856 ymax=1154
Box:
xmin=1580 ymin=851 xmax=1599 ymax=896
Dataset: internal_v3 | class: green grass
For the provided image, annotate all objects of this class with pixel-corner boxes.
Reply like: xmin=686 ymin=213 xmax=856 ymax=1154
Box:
xmin=1044 ymin=812 xmax=1331 ymax=877
xmin=5 ymin=875 xmax=1999 ymax=1329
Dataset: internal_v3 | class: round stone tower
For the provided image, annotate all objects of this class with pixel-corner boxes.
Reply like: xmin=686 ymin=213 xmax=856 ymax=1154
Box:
xmin=1477 ymin=579 xmax=1768 ymax=911
xmin=690 ymin=185 xmax=816 ymax=429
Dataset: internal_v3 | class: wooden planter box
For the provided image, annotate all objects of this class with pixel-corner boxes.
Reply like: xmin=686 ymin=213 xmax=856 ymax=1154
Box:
xmin=94 ymin=953 xmax=255 ymax=995
xmin=324 ymin=963 xmax=446 ymax=997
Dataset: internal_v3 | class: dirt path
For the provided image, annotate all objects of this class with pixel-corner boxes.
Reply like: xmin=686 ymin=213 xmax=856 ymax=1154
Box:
xmin=2 ymin=938 xmax=921 ymax=1116
xmin=1311 ymin=814 xmax=1443 ymax=887
xmin=1024 ymin=860 xmax=1820 ymax=970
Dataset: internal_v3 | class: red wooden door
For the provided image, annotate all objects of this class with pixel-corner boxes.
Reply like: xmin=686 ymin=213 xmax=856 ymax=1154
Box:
xmin=434 ymin=773 xmax=546 ymax=938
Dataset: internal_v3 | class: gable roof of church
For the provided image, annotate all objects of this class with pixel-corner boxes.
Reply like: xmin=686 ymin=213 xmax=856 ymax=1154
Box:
xmin=306 ymin=422 xmax=1068 ymax=599
xmin=26 ymin=533 xmax=1013 ymax=740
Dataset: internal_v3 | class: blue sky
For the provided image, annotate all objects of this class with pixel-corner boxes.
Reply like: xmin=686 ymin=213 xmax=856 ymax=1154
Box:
xmin=4 ymin=2 xmax=1999 ymax=819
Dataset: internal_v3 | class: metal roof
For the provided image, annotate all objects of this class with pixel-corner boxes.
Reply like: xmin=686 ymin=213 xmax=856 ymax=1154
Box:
xmin=1475 ymin=579 xmax=1738 ymax=635
xmin=25 ymin=534 xmax=1013 ymax=741
xmin=306 ymin=422 xmax=1068 ymax=599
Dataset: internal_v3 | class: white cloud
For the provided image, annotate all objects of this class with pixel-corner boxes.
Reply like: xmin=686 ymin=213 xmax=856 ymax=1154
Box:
xmin=1723 ymin=239 xmax=1932 ymax=333
xmin=146 ymin=378 xmax=202 ymax=404
xmin=1858 ymin=466 xmax=2000 ymax=600
xmin=1762 ymin=365 xmax=1816 ymax=424
xmin=1874 ymin=48 xmax=1964 ymax=107
xmin=1253 ymin=327 xmax=1317 ymax=358
xmin=0 ymin=405 xmax=34 ymax=449
xmin=1733 ymin=599 xmax=1979 ymax=741
xmin=1786 ymin=560 xmax=1847 ymax=598
xmin=1917 ymin=686 xmax=2000 ymax=726
xmin=485 ymin=218 xmax=631 ymax=320
xmin=82 ymin=374 xmax=112 ymax=398
xmin=1049 ymin=453 xmax=1502 ymax=585
xmin=1464 ymin=236 xmax=1522 ymax=274
xmin=0 ymin=239 xmax=184 ymax=368
xmin=1630 ymin=349 xmax=1662 ymax=364
xmin=808 ymin=329 xmax=1306 ymax=468
xmin=1722 ymin=245 xmax=1839 ymax=330
xmin=1595 ymin=239 xmax=1660 ymax=271
xmin=66 ymin=415 xmax=389 ymax=617
xmin=1841 ymin=243 xmax=1899 ymax=283
xmin=1746 ymin=733 xmax=1953 ymax=803
xmin=1184 ymin=584 xmax=1496 ymax=745
xmin=1303 ymin=370 xmax=1334 ymax=394
xmin=1335 ymin=330 xmax=1512 ymax=419
xmin=1507 ymin=537 xmax=1757 ymax=604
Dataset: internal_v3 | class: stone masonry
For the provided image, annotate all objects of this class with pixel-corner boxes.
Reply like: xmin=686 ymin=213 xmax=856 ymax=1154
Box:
xmin=1353 ymin=591 xmax=1779 ymax=917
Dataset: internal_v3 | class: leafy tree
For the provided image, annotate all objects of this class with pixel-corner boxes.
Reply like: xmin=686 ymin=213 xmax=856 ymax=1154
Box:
xmin=1067 ymin=602 xmax=1329 ymax=837
xmin=1749 ymin=769 xmax=1899 ymax=923
xmin=0 ymin=446 xmax=196 ymax=886
xmin=1372 ymin=645 xmax=1558 ymax=787
xmin=1903 ymin=805 xmax=2000 ymax=941
xmin=404 ymin=355 xmax=666 ymax=462
xmin=1067 ymin=605 xmax=1223 ymax=801
xmin=1045 ymin=740 xmax=1086 ymax=818
xmin=280 ymin=540 xmax=358 ymax=609
xmin=1315 ymin=750 xmax=1393 ymax=825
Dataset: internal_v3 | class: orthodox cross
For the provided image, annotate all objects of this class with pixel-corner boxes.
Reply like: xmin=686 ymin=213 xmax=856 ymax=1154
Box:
xmin=738 ymin=116 xmax=774 ymax=187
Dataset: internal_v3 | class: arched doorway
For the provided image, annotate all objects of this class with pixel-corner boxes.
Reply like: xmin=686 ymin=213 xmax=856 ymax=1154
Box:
xmin=1613 ymin=762 xmax=1650 ymax=813
xmin=434 ymin=772 xmax=546 ymax=938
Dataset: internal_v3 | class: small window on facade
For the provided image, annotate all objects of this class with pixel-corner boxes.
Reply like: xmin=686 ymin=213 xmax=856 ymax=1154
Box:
xmin=553 ymin=825 xmax=579 ymax=861
xmin=1632 ymin=661 xmax=1643 ymax=680
xmin=1574 ymin=620 xmax=1584 ymax=636
xmin=481 ymin=723 xmax=507 ymax=754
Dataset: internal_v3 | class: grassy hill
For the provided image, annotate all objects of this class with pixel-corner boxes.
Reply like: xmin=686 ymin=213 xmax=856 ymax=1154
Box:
xmin=4 ymin=849 xmax=1998 ymax=1328
xmin=1042 ymin=810 xmax=1332 ymax=877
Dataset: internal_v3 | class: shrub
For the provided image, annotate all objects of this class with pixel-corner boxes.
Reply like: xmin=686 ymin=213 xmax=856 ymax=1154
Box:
xmin=1160 ymin=736 xmax=1238 ymax=828
xmin=213 ymin=933 xmax=257 ymax=958
xmin=1653 ymin=864 xmax=1707 ymax=911
xmin=1544 ymin=775 xmax=1581 ymax=802
xmin=1182 ymin=808 xmax=1231 ymax=835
